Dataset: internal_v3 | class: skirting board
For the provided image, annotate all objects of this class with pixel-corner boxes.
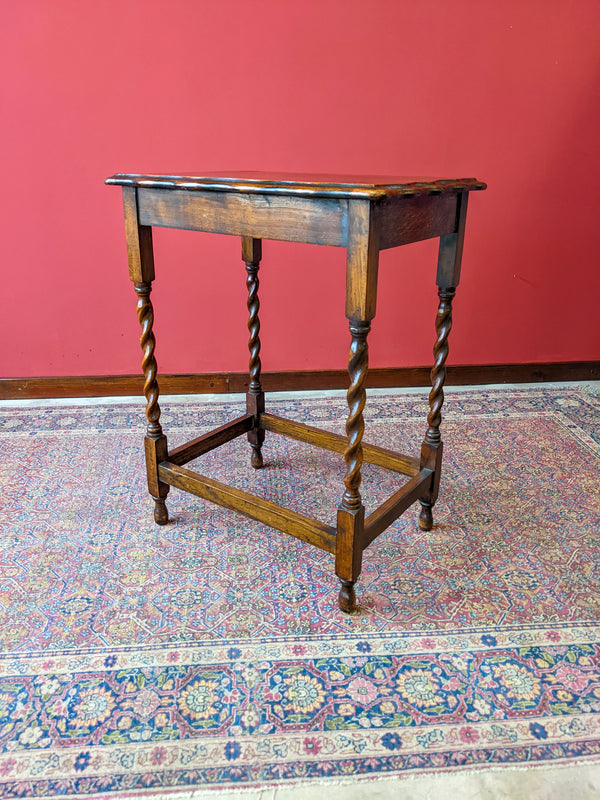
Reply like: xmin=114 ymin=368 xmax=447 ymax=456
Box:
xmin=1 ymin=362 xmax=599 ymax=400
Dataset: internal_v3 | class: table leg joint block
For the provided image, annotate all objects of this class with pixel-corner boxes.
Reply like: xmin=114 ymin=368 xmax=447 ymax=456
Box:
xmin=144 ymin=434 xmax=169 ymax=497
xmin=246 ymin=393 xmax=265 ymax=468
xmin=144 ymin=434 xmax=170 ymax=524
xmin=418 ymin=442 xmax=444 ymax=531
xmin=335 ymin=505 xmax=365 ymax=613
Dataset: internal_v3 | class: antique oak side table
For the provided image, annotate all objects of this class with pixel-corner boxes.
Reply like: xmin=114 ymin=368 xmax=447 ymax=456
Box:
xmin=106 ymin=172 xmax=486 ymax=613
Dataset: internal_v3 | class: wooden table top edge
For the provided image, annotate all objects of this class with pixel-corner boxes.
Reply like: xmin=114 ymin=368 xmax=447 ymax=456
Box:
xmin=105 ymin=172 xmax=487 ymax=199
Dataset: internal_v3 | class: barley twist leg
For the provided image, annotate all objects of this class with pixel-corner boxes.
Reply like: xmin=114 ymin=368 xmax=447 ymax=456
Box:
xmin=341 ymin=321 xmax=370 ymax=510
xmin=134 ymin=281 xmax=169 ymax=524
xmin=336 ymin=320 xmax=370 ymax=613
xmin=135 ymin=282 xmax=162 ymax=436
xmin=244 ymin=242 xmax=265 ymax=468
xmin=419 ymin=287 xmax=455 ymax=531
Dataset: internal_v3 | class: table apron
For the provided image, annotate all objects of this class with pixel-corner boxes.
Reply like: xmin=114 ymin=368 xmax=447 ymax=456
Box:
xmin=137 ymin=188 xmax=349 ymax=246
xmin=375 ymin=193 xmax=459 ymax=249
xmin=136 ymin=188 xmax=460 ymax=249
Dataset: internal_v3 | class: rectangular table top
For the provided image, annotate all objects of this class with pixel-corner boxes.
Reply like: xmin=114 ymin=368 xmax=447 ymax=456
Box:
xmin=105 ymin=171 xmax=486 ymax=200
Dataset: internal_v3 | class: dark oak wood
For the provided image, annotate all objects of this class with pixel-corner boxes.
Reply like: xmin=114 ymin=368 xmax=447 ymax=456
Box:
xmin=419 ymin=243 xmax=462 ymax=530
xmin=346 ymin=202 xmax=379 ymax=319
xmin=334 ymin=316 xmax=371 ymax=611
xmin=125 ymin=182 xmax=171 ymax=525
xmin=437 ymin=191 xmax=468 ymax=287
xmin=364 ymin=469 xmax=432 ymax=546
xmin=167 ymin=415 xmax=253 ymax=466
xmin=137 ymin=188 xmax=348 ymax=246
xmin=376 ymin=193 xmax=458 ymax=250
xmin=122 ymin=188 xmax=155 ymax=282
xmin=158 ymin=461 xmax=337 ymax=554
xmin=243 ymin=237 xmax=265 ymax=468
xmin=335 ymin=505 xmax=364 ymax=613
xmin=260 ymin=414 xmax=420 ymax=476
xmin=4 ymin=362 xmax=599 ymax=399
xmin=340 ymin=320 xmax=371 ymax=512
xmin=106 ymin=170 xmax=486 ymax=614
xmin=106 ymin=172 xmax=486 ymax=199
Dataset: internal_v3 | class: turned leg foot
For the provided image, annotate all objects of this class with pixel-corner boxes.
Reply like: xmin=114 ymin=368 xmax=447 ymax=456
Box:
xmin=153 ymin=497 xmax=169 ymax=525
xmin=338 ymin=580 xmax=356 ymax=613
xmin=250 ymin=445 xmax=263 ymax=469
xmin=418 ymin=500 xmax=433 ymax=531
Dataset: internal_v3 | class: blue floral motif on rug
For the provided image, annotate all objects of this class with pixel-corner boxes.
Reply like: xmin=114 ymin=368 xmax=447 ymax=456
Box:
xmin=0 ymin=387 xmax=599 ymax=795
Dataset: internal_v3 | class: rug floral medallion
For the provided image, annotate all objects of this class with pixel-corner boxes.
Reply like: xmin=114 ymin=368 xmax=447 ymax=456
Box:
xmin=0 ymin=386 xmax=599 ymax=797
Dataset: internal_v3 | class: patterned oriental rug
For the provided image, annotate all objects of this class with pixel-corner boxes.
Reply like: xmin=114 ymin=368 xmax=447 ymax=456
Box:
xmin=0 ymin=386 xmax=599 ymax=797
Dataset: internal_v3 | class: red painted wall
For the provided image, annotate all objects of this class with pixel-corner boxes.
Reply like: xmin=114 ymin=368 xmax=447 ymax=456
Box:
xmin=1 ymin=0 xmax=599 ymax=378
